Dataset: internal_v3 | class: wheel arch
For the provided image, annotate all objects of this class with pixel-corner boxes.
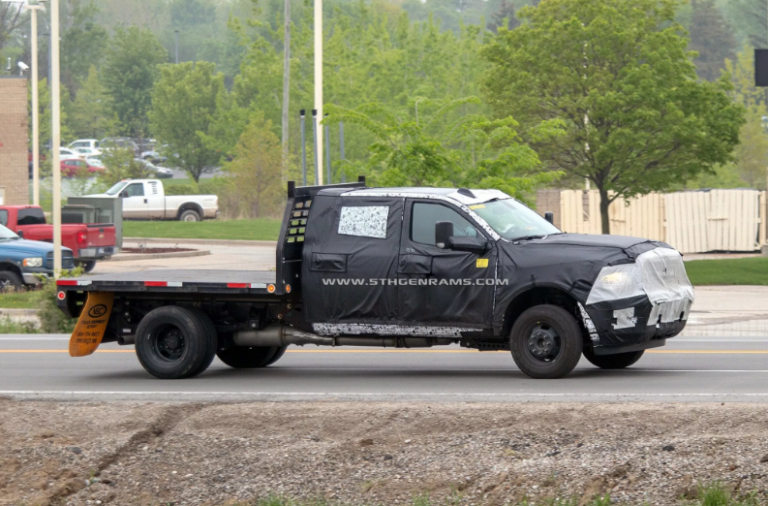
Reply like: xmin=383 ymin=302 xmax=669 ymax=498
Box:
xmin=0 ymin=262 xmax=23 ymax=278
xmin=177 ymin=203 xmax=204 ymax=220
xmin=501 ymin=285 xmax=587 ymax=342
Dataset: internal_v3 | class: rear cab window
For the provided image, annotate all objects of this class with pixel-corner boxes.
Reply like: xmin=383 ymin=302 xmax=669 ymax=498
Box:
xmin=17 ymin=208 xmax=46 ymax=226
xmin=338 ymin=205 xmax=390 ymax=239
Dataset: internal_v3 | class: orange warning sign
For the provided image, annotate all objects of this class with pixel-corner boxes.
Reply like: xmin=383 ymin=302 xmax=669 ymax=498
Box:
xmin=69 ymin=292 xmax=114 ymax=357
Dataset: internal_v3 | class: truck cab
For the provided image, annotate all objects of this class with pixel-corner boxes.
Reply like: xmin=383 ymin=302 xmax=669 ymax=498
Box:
xmin=56 ymin=180 xmax=694 ymax=380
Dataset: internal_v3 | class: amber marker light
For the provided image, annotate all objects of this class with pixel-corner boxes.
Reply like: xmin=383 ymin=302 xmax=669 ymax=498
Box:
xmin=267 ymin=284 xmax=276 ymax=293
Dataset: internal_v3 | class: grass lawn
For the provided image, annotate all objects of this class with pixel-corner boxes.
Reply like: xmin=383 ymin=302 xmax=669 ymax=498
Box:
xmin=0 ymin=290 xmax=40 ymax=309
xmin=685 ymin=257 xmax=768 ymax=286
xmin=124 ymin=218 xmax=283 ymax=241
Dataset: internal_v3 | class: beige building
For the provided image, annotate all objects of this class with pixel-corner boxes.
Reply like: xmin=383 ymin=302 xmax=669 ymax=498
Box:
xmin=0 ymin=77 xmax=29 ymax=206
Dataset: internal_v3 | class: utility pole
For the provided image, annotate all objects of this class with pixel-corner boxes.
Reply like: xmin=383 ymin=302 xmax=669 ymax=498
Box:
xmin=174 ymin=30 xmax=180 ymax=64
xmin=281 ymin=0 xmax=290 ymax=181
xmin=51 ymin=0 xmax=62 ymax=275
xmin=314 ymin=0 xmax=323 ymax=183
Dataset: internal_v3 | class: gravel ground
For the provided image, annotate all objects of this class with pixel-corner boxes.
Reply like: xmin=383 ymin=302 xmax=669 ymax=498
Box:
xmin=0 ymin=400 xmax=767 ymax=506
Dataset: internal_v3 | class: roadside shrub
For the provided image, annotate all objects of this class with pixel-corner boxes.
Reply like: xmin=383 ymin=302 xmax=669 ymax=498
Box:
xmin=0 ymin=316 xmax=39 ymax=334
xmin=35 ymin=268 xmax=83 ymax=334
xmin=164 ymin=183 xmax=199 ymax=196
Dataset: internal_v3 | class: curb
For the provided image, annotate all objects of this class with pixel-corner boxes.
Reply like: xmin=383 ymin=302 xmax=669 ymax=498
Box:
xmin=106 ymin=250 xmax=212 ymax=262
xmin=0 ymin=308 xmax=37 ymax=317
xmin=124 ymin=237 xmax=278 ymax=247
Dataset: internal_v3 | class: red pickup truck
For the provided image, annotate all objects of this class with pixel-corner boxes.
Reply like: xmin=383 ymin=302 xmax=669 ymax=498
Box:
xmin=0 ymin=205 xmax=117 ymax=273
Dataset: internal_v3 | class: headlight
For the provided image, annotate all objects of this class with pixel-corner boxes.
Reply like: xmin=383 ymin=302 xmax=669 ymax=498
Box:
xmin=586 ymin=263 xmax=644 ymax=304
xmin=22 ymin=257 xmax=43 ymax=268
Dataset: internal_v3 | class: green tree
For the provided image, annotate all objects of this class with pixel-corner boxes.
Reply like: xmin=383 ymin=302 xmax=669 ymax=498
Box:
xmin=325 ymin=97 xmax=560 ymax=202
xmin=61 ymin=2 xmax=109 ymax=96
xmin=488 ymin=0 xmax=520 ymax=33
xmin=482 ymin=0 xmax=745 ymax=234
xmin=689 ymin=0 xmax=736 ymax=82
xmin=726 ymin=0 xmax=767 ymax=49
xmin=102 ymin=26 xmax=167 ymax=139
xmin=67 ymin=66 xmax=117 ymax=141
xmin=150 ymin=62 xmax=226 ymax=182
xmin=725 ymin=46 xmax=768 ymax=189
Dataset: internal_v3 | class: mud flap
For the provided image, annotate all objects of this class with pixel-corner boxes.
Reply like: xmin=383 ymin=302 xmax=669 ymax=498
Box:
xmin=69 ymin=292 xmax=114 ymax=357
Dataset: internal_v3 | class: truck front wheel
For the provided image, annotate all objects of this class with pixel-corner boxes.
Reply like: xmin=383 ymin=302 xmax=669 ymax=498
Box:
xmin=509 ymin=305 xmax=583 ymax=379
xmin=216 ymin=346 xmax=287 ymax=368
xmin=135 ymin=306 xmax=217 ymax=379
xmin=583 ymin=348 xmax=644 ymax=369
xmin=0 ymin=270 xmax=23 ymax=289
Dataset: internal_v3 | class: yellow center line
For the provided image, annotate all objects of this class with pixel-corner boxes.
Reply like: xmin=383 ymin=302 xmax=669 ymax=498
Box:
xmin=0 ymin=349 xmax=767 ymax=354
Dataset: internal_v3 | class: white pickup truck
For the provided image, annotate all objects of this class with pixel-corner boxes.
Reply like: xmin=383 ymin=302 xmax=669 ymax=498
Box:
xmin=92 ymin=179 xmax=219 ymax=222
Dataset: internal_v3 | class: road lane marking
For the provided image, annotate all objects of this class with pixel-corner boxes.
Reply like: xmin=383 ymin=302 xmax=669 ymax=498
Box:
xmin=2 ymin=349 xmax=768 ymax=354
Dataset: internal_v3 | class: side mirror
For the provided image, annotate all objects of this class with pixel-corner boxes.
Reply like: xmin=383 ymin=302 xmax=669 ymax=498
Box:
xmin=435 ymin=221 xmax=454 ymax=249
xmin=449 ymin=236 xmax=488 ymax=254
xmin=120 ymin=191 xmax=128 ymax=198
xmin=16 ymin=231 xmax=24 ymax=238
xmin=544 ymin=211 xmax=554 ymax=225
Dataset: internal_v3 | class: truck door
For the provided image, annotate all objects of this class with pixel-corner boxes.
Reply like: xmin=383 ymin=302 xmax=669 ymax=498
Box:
xmin=302 ymin=195 xmax=403 ymax=325
xmin=144 ymin=181 xmax=166 ymax=218
xmin=121 ymin=182 xmax=148 ymax=219
xmin=398 ymin=199 xmax=497 ymax=326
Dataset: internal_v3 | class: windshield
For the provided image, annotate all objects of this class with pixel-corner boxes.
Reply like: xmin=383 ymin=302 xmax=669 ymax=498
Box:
xmin=106 ymin=181 xmax=129 ymax=195
xmin=0 ymin=224 xmax=19 ymax=241
xmin=471 ymin=199 xmax=561 ymax=241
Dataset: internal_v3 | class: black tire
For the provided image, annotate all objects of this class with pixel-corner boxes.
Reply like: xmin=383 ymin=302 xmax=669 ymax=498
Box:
xmin=216 ymin=346 xmax=282 ymax=369
xmin=0 ymin=270 xmax=23 ymax=290
xmin=76 ymin=260 xmax=96 ymax=273
xmin=135 ymin=306 xmax=217 ymax=379
xmin=179 ymin=209 xmax=201 ymax=222
xmin=265 ymin=346 xmax=288 ymax=366
xmin=583 ymin=348 xmax=644 ymax=369
xmin=509 ymin=305 xmax=584 ymax=379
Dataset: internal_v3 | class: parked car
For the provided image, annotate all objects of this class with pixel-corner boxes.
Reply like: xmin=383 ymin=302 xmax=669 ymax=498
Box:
xmin=85 ymin=179 xmax=218 ymax=221
xmin=86 ymin=157 xmax=105 ymax=168
xmin=59 ymin=147 xmax=81 ymax=159
xmin=0 ymin=223 xmax=74 ymax=288
xmin=61 ymin=158 xmax=104 ymax=177
xmin=0 ymin=205 xmax=117 ymax=273
xmin=68 ymin=139 xmax=101 ymax=151
xmin=135 ymin=158 xmax=173 ymax=179
xmin=101 ymin=137 xmax=140 ymax=156
xmin=140 ymin=150 xmax=168 ymax=165
xmin=73 ymin=147 xmax=102 ymax=157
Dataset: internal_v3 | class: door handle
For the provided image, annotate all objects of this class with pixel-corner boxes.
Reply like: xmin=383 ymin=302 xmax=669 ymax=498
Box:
xmin=144 ymin=199 xmax=148 ymax=204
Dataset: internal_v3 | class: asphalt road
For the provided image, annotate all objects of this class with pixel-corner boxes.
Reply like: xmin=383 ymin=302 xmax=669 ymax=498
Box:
xmin=0 ymin=335 xmax=766 ymax=402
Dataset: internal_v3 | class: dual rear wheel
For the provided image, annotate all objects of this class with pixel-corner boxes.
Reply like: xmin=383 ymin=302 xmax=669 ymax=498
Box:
xmin=509 ymin=304 xmax=645 ymax=379
xmin=135 ymin=306 xmax=286 ymax=379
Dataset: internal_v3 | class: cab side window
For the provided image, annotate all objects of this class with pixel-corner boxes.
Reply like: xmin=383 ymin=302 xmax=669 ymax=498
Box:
xmin=411 ymin=202 xmax=479 ymax=246
xmin=338 ymin=206 xmax=389 ymax=239
xmin=0 ymin=210 xmax=7 ymax=226
xmin=125 ymin=184 xmax=145 ymax=198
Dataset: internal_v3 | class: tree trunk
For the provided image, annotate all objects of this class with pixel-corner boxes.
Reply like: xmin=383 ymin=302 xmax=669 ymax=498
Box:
xmin=598 ymin=188 xmax=610 ymax=235
xmin=281 ymin=0 xmax=291 ymax=181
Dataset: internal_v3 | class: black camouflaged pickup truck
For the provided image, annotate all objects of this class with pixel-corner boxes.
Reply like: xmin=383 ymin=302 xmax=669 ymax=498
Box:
xmin=57 ymin=178 xmax=695 ymax=379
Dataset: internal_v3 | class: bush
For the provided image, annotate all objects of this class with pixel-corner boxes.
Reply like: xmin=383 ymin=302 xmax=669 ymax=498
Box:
xmin=0 ymin=317 xmax=39 ymax=334
xmin=164 ymin=183 xmax=199 ymax=195
xmin=35 ymin=268 xmax=83 ymax=334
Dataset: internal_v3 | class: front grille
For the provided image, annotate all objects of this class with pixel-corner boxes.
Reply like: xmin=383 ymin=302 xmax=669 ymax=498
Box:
xmin=45 ymin=251 xmax=75 ymax=270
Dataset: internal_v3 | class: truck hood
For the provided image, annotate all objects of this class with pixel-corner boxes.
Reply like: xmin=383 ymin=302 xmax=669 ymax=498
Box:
xmin=496 ymin=233 xmax=669 ymax=303
xmin=0 ymin=238 xmax=66 ymax=256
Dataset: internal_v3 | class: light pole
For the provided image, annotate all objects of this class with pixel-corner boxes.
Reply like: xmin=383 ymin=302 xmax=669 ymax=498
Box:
xmin=174 ymin=29 xmax=179 ymax=64
xmin=1 ymin=0 xmax=45 ymax=206
xmin=314 ymin=0 xmax=323 ymax=183
xmin=50 ymin=0 xmax=61 ymax=275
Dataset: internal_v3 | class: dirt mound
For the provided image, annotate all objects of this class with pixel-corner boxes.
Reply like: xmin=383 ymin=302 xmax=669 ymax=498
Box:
xmin=0 ymin=401 xmax=766 ymax=505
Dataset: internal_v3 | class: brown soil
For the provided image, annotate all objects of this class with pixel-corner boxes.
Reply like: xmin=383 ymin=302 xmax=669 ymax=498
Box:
xmin=121 ymin=247 xmax=196 ymax=254
xmin=0 ymin=401 xmax=766 ymax=506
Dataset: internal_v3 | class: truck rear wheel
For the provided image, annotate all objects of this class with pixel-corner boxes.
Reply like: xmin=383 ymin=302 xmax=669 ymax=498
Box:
xmin=179 ymin=209 xmax=201 ymax=222
xmin=216 ymin=346 xmax=286 ymax=368
xmin=509 ymin=305 xmax=583 ymax=379
xmin=583 ymin=348 xmax=644 ymax=369
xmin=75 ymin=260 xmax=96 ymax=273
xmin=135 ymin=306 xmax=217 ymax=379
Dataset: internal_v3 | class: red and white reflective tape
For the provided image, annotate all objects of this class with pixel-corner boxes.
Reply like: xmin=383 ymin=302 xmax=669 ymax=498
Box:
xmin=144 ymin=281 xmax=183 ymax=287
xmin=56 ymin=279 xmax=92 ymax=286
